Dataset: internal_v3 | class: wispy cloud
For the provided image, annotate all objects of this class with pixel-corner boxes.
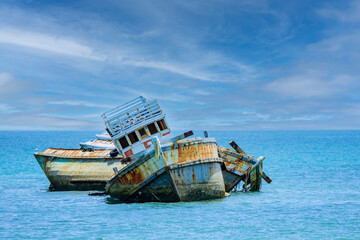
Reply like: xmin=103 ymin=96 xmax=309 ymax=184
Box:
xmin=1 ymin=114 xmax=101 ymax=129
xmin=0 ymin=1 xmax=359 ymax=130
xmin=0 ymin=27 xmax=104 ymax=60
xmin=0 ymin=103 xmax=18 ymax=113
xmin=0 ymin=72 xmax=36 ymax=99
xmin=318 ymin=1 xmax=360 ymax=23
xmin=0 ymin=26 xmax=253 ymax=83
xmin=119 ymin=86 xmax=191 ymax=103
xmin=265 ymin=72 xmax=353 ymax=98
xmin=48 ymin=100 xmax=114 ymax=109
xmin=119 ymin=59 xmax=215 ymax=82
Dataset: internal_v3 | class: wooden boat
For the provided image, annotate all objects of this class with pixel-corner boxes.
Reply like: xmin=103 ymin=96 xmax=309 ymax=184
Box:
xmin=102 ymin=97 xmax=226 ymax=202
xmin=79 ymin=138 xmax=114 ymax=150
xmin=101 ymin=96 xmax=172 ymax=158
xmin=79 ymin=132 xmax=114 ymax=150
xmin=33 ymin=95 xmax=271 ymax=198
xmin=218 ymin=141 xmax=271 ymax=192
xmin=105 ymin=136 xmax=226 ymax=202
xmin=34 ymin=148 xmax=125 ymax=191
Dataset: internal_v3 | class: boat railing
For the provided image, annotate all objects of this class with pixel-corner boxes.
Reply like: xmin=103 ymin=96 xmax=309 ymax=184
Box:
xmin=102 ymin=96 xmax=146 ymax=118
xmin=102 ymin=97 xmax=165 ymax=139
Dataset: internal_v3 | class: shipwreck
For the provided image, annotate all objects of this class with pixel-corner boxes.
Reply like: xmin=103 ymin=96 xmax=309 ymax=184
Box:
xmin=34 ymin=96 xmax=271 ymax=202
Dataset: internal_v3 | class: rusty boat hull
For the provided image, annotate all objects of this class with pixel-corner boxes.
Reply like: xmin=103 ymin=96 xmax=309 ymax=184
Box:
xmin=34 ymin=148 xmax=125 ymax=191
xmin=218 ymin=146 xmax=264 ymax=192
xmin=106 ymin=137 xmax=226 ymax=203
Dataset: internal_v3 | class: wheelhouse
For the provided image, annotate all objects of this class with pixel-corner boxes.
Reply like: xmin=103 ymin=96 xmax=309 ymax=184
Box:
xmin=101 ymin=96 xmax=171 ymax=158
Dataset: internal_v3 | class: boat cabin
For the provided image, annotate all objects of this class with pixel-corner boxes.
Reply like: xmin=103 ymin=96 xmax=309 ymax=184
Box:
xmin=79 ymin=138 xmax=114 ymax=150
xmin=101 ymin=96 xmax=171 ymax=158
xmin=79 ymin=131 xmax=114 ymax=150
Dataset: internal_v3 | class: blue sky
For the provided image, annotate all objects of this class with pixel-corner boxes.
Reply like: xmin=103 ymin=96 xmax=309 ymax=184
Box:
xmin=0 ymin=0 xmax=359 ymax=130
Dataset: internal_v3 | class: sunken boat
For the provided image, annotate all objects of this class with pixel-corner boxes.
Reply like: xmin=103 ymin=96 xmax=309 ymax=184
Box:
xmin=34 ymin=148 xmax=125 ymax=191
xmin=34 ymin=95 xmax=271 ymax=197
xmin=79 ymin=132 xmax=114 ymax=150
xmin=218 ymin=141 xmax=272 ymax=192
xmin=102 ymin=97 xmax=226 ymax=202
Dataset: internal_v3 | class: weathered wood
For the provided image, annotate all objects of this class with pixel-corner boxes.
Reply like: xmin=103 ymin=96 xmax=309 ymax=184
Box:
xmin=229 ymin=141 xmax=246 ymax=155
xmin=163 ymin=130 xmax=194 ymax=144
xmin=261 ymin=171 xmax=272 ymax=184
xmin=203 ymin=131 xmax=209 ymax=138
xmin=105 ymin=137 xmax=226 ymax=203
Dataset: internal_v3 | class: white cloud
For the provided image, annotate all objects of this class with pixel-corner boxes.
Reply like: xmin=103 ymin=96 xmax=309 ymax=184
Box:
xmin=119 ymin=59 xmax=216 ymax=82
xmin=119 ymin=86 xmax=191 ymax=103
xmin=48 ymin=100 xmax=114 ymax=109
xmin=318 ymin=1 xmax=360 ymax=23
xmin=0 ymin=27 xmax=253 ymax=82
xmin=284 ymin=115 xmax=327 ymax=121
xmin=0 ymin=27 xmax=104 ymax=60
xmin=307 ymin=33 xmax=360 ymax=55
xmin=0 ymin=112 xmax=102 ymax=130
xmin=0 ymin=72 xmax=12 ymax=87
xmin=266 ymin=72 xmax=353 ymax=98
xmin=0 ymin=103 xmax=18 ymax=113
xmin=0 ymin=72 xmax=35 ymax=98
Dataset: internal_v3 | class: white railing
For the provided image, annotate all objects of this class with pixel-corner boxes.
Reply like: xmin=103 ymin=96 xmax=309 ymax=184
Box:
xmin=102 ymin=96 xmax=165 ymax=139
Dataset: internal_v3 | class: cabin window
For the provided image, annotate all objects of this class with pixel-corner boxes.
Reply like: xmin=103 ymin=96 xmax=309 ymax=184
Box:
xmin=137 ymin=127 xmax=149 ymax=139
xmin=147 ymin=123 xmax=158 ymax=135
xmin=128 ymin=131 xmax=139 ymax=144
xmin=119 ymin=136 xmax=129 ymax=149
xmin=157 ymin=119 xmax=167 ymax=131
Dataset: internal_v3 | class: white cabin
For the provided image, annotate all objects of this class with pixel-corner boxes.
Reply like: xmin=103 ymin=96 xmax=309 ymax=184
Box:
xmin=101 ymin=96 xmax=171 ymax=158
xmin=79 ymin=138 xmax=114 ymax=150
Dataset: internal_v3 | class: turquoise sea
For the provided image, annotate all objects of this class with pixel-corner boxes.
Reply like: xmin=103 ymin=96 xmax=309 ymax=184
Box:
xmin=0 ymin=130 xmax=359 ymax=239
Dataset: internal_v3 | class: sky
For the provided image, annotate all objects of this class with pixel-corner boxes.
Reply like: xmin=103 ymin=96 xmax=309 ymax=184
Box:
xmin=0 ymin=0 xmax=359 ymax=130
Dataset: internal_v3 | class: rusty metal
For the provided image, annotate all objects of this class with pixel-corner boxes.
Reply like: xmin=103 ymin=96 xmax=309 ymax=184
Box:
xmin=105 ymin=137 xmax=226 ymax=203
xmin=38 ymin=148 xmax=120 ymax=158
xmin=229 ymin=140 xmax=272 ymax=185
xmin=242 ymin=168 xmax=251 ymax=192
xmin=33 ymin=95 xmax=272 ymax=201
xmin=218 ymin=143 xmax=270 ymax=192
xmin=34 ymin=148 xmax=126 ymax=191
xmin=163 ymin=137 xmax=219 ymax=164
xmin=162 ymin=130 xmax=193 ymax=144
xmin=249 ymin=156 xmax=264 ymax=191
xmin=168 ymin=158 xmax=225 ymax=201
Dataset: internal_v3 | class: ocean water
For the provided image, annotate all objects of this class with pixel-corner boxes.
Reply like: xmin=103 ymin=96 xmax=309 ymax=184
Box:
xmin=0 ymin=130 xmax=359 ymax=239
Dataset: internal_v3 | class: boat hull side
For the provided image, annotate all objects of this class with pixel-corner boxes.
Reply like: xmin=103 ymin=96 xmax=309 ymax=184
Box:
xmin=105 ymin=152 xmax=168 ymax=201
xmin=169 ymin=159 xmax=225 ymax=201
xmin=109 ymin=158 xmax=225 ymax=203
xmin=249 ymin=160 xmax=263 ymax=192
xmin=218 ymin=146 xmax=261 ymax=192
xmin=106 ymin=138 xmax=226 ymax=203
xmin=34 ymin=154 xmax=125 ymax=191
xmin=124 ymin=170 xmax=179 ymax=203
xmin=222 ymin=169 xmax=243 ymax=192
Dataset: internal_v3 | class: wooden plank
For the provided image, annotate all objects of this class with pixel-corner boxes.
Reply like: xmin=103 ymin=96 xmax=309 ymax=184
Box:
xmin=261 ymin=171 xmax=272 ymax=184
xmin=229 ymin=140 xmax=246 ymax=155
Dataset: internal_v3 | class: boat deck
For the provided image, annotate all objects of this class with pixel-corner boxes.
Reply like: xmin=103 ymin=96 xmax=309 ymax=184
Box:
xmin=35 ymin=148 xmax=123 ymax=159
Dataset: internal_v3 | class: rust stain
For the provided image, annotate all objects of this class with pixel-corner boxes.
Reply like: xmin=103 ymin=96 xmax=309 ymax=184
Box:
xmin=119 ymin=167 xmax=146 ymax=184
xmin=209 ymin=164 xmax=214 ymax=176
xmin=39 ymin=148 xmax=123 ymax=158
xmin=192 ymin=168 xmax=196 ymax=182
xmin=175 ymin=141 xmax=218 ymax=164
